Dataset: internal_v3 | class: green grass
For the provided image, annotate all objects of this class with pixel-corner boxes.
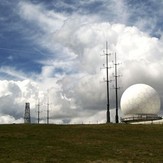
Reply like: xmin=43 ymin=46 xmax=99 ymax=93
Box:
xmin=0 ymin=124 xmax=163 ymax=162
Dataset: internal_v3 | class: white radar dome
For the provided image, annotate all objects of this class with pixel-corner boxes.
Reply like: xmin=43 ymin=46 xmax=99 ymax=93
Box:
xmin=121 ymin=84 xmax=161 ymax=116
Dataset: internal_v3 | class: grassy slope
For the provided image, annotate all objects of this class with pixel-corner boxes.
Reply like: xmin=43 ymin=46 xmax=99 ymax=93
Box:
xmin=0 ymin=124 xmax=163 ymax=162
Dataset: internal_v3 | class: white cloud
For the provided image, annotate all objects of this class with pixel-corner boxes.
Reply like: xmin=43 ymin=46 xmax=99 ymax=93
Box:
xmin=0 ymin=66 xmax=27 ymax=80
xmin=18 ymin=1 xmax=67 ymax=33
xmin=1 ymin=1 xmax=163 ymax=124
xmin=53 ymin=20 xmax=163 ymax=122
xmin=0 ymin=80 xmax=45 ymax=123
xmin=0 ymin=114 xmax=23 ymax=124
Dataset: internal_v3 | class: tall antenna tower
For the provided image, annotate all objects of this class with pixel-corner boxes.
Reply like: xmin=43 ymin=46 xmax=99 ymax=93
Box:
xmin=101 ymin=43 xmax=120 ymax=123
xmin=114 ymin=52 xmax=120 ymax=123
xmin=105 ymin=41 xmax=111 ymax=123
xmin=36 ymin=100 xmax=40 ymax=124
xmin=24 ymin=102 xmax=31 ymax=124
xmin=47 ymin=97 xmax=50 ymax=124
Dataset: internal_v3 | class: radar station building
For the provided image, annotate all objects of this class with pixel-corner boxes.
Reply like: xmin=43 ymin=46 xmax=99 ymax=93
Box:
xmin=120 ymin=84 xmax=162 ymax=123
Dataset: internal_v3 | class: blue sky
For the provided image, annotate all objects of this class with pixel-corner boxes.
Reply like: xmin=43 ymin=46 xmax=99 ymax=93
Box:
xmin=0 ymin=0 xmax=162 ymax=77
xmin=0 ymin=0 xmax=163 ymax=124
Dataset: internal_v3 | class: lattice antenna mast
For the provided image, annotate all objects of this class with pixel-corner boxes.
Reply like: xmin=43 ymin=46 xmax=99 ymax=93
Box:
xmin=105 ymin=41 xmax=111 ymax=123
xmin=24 ymin=102 xmax=31 ymax=124
xmin=114 ymin=52 xmax=120 ymax=123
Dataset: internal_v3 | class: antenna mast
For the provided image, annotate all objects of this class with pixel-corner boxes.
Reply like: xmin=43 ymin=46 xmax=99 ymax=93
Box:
xmin=36 ymin=100 xmax=40 ymax=124
xmin=47 ymin=98 xmax=50 ymax=124
xmin=24 ymin=102 xmax=31 ymax=124
xmin=106 ymin=41 xmax=110 ymax=123
xmin=114 ymin=52 xmax=119 ymax=123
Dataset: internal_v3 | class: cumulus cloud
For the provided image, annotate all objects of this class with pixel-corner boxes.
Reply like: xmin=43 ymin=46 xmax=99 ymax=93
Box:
xmin=1 ymin=0 xmax=163 ymax=124
xmin=42 ymin=20 xmax=163 ymax=123
xmin=0 ymin=114 xmax=23 ymax=124
xmin=0 ymin=80 xmax=44 ymax=122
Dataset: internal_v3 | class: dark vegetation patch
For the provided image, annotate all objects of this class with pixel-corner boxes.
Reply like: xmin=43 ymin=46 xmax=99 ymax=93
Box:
xmin=0 ymin=124 xmax=163 ymax=162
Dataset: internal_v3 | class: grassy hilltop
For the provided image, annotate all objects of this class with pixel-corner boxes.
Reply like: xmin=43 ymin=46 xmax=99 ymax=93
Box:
xmin=0 ymin=124 xmax=163 ymax=162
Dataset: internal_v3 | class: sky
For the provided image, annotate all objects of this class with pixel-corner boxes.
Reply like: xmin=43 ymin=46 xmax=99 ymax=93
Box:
xmin=0 ymin=0 xmax=163 ymax=124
